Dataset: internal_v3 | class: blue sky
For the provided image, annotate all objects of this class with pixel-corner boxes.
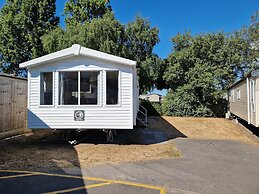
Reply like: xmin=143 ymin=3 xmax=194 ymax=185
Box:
xmin=110 ymin=0 xmax=258 ymax=59
xmin=0 ymin=0 xmax=258 ymax=59
xmin=56 ymin=0 xmax=259 ymax=59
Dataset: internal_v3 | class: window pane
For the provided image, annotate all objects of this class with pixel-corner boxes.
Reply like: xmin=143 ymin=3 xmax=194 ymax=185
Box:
xmin=59 ymin=72 xmax=78 ymax=105
xmin=251 ymin=80 xmax=255 ymax=112
xmin=80 ymin=71 xmax=99 ymax=105
xmin=232 ymin=90 xmax=235 ymax=102
xmin=237 ymin=90 xmax=241 ymax=100
xmin=106 ymin=71 xmax=118 ymax=105
xmin=40 ymin=72 xmax=53 ymax=105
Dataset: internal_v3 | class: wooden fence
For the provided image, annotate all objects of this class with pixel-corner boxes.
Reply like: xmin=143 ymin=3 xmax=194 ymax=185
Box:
xmin=0 ymin=73 xmax=29 ymax=139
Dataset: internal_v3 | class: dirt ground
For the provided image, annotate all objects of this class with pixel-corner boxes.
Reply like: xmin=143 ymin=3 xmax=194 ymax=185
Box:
xmin=1 ymin=116 xmax=258 ymax=171
xmin=0 ymin=129 xmax=180 ymax=171
xmin=149 ymin=116 xmax=259 ymax=145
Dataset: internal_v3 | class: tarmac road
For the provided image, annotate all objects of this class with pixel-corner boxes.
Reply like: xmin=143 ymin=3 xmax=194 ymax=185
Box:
xmin=78 ymin=138 xmax=259 ymax=194
xmin=1 ymin=138 xmax=259 ymax=194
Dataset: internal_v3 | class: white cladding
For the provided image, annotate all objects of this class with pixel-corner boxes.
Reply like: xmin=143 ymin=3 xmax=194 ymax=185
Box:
xmin=22 ymin=46 xmax=138 ymax=130
xmin=228 ymin=69 xmax=259 ymax=127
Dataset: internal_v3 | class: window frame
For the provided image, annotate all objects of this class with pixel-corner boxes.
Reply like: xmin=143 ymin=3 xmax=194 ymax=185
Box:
xmin=105 ymin=70 xmax=121 ymax=107
xmin=237 ymin=89 xmax=241 ymax=100
xmin=250 ymin=79 xmax=255 ymax=112
xmin=79 ymin=71 xmax=101 ymax=106
xmin=39 ymin=72 xmax=54 ymax=107
xmin=57 ymin=70 xmax=102 ymax=107
xmin=231 ymin=90 xmax=235 ymax=103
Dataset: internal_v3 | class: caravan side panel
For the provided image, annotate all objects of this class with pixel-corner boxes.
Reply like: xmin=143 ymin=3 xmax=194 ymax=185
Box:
xmin=255 ymin=77 xmax=259 ymax=127
xmin=229 ymin=80 xmax=248 ymax=122
xmin=133 ymin=66 xmax=139 ymax=126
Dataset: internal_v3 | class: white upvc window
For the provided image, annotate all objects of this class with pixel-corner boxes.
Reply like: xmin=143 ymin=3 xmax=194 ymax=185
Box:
xmin=106 ymin=70 xmax=119 ymax=105
xmin=80 ymin=71 xmax=99 ymax=105
xmin=250 ymin=80 xmax=255 ymax=112
xmin=40 ymin=72 xmax=53 ymax=105
xmin=231 ymin=90 xmax=235 ymax=103
xmin=58 ymin=71 xmax=100 ymax=105
xmin=237 ymin=89 xmax=241 ymax=100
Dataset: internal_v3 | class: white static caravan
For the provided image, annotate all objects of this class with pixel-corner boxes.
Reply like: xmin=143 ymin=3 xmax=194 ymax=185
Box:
xmin=19 ymin=44 xmax=142 ymax=131
xmin=228 ymin=69 xmax=259 ymax=127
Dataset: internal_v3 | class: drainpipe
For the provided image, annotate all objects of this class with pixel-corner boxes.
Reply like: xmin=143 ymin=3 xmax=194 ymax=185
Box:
xmin=247 ymin=77 xmax=250 ymax=124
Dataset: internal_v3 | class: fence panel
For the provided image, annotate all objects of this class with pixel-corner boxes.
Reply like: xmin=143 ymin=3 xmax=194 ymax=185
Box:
xmin=0 ymin=73 xmax=29 ymax=139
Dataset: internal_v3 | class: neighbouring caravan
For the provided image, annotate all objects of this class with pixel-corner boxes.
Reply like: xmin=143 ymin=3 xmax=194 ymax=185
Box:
xmin=228 ymin=69 xmax=259 ymax=127
xmin=19 ymin=44 xmax=145 ymax=132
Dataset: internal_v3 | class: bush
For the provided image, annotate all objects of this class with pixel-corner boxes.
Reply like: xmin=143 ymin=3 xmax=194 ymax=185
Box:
xmin=140 ymin=99 xmax=161 ymax=116
xmin=161 ymin=89 xmax=227 ymax=117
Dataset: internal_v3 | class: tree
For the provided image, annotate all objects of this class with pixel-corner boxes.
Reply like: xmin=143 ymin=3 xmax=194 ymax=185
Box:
xmin=162 ymin=32 xmax=248 ymax=117
xmin=138 ymin=54 xmax=167 ymax=91
xmin=43 ymin=13 xmax=160 ymax=93
xmin=248 ymin=11 xmax=259 ymax=57
xmin=64 ymin=0 xmax=111 ymax=25
xmin=243 ymin=11 xmax=259 ymax=70
xmin=42 ymin=11 xmax=125 ymax=55
xmin=124 ymin=16 xmax=160 ymax=93
xmin=0 ymin=0 xmax=59 ymax=74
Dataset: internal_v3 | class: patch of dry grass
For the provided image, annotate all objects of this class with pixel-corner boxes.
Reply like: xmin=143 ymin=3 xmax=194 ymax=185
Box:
xmin=0 ymin=131 xmax=180 ymax=171
xmin=0 ymin=143 xmax=80 ymax=171
xmin=75 ymin=142 xmax=180 ymax=167
xmin=2 ymin=116 xmax=255 ymax=171
xmin=149 ymin=116 xmax=259 ymax=145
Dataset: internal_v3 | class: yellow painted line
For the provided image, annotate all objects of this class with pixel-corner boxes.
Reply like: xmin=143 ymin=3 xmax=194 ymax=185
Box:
xmin=111 ymin=180 xmax=166 ymax=194
xmin=160 ymin=187 xmax=166 ymax=194
xmin=0 ymin=173 xmax=36 ymax=179
xmin=0 ymin=169 xmax=109 ymax=182
xmin=44 ymin=186 xmax=86 ymax=194
xmin=85 ymin=182 xmax=112 ymax=189
xmin=0 ymin=170 xmax=166 ymax=193
xmin=44 ymin=182 xmax=112 ymax=194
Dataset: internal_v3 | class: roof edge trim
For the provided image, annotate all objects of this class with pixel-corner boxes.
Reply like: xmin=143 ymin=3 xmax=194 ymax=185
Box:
xmin=19 ymin=44 xmax=136 ymax=68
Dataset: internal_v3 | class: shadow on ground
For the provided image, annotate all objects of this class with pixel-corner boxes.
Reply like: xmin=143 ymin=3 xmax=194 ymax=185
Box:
xmin=239 ymin=119 xmax=259 ymax=138
xmin=64 ymin=116 xmax=187 ymax=145
xmin=0 ymin=130 xmax=88 ymax=193
xmin=0 ymin=115 xmax=185 ymax=193
xmin=148 ymin=116 xmax=187 ymax=139
xmin=0 ymin=115 xmax=184 ymax=170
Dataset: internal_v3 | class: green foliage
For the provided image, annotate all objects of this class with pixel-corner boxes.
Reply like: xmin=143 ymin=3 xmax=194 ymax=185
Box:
xmin=64 ymin=0 xmax=111 ymax=24
xmin=42 ymin=12 xmax=160 ymax=93
xmin=140 ymin=99 xmax=161 ymax=116
xmin=162 ymin=13 xmax=258 ymax=117
xmin=124 ymin=16 xmax=160 ymax=93
xmin=1 ymin=1 xmax=257 ymax=118
xmin=0 ymin=0 xmax=160 ymax=92
xmin=240 ymin=11 xmax=259 ymax=71
xmin=161 ymin=89 xmax=227 ymax=117
xmin=138 ymin=54 xmax=165 ymax=92
xmin=151 ymin=102 xmax=162 ymax=115
xmin=0 ymin=0 xmax=59 ymax=74
xmin=162 ymin=31 xmax=249 ymax=117
xmin=124 ymin=16 xmax=159 ymax=61
xmin=42 ymin=11 xmax=125 ymax=54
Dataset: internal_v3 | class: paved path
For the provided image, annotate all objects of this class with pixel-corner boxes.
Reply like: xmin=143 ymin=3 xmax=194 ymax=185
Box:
xmin=76 ymin=138 xmax=259 ymax=194
xmin=1 ymin=138 xmax=258 ymax=194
